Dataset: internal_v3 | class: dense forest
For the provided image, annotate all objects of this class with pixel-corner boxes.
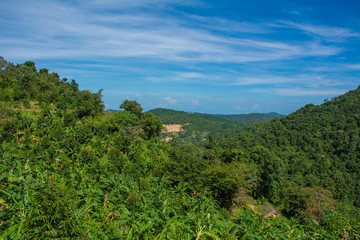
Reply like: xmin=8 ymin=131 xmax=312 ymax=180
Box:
xmin=148 ymin=108 xmax=282 ymax=142
xmin=1 ymin=57 xmax=360 ymax=239
xmin=149 ymin=108 xmax=282 ymax=125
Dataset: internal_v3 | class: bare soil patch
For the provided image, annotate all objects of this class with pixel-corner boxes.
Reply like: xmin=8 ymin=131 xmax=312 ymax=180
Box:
xmin=162 ymin=124 xmax=184 ymax=133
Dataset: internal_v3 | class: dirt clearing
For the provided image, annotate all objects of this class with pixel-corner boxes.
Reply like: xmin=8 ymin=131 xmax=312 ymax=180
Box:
xmin=162 ymin=124 xmax=184 ymax=133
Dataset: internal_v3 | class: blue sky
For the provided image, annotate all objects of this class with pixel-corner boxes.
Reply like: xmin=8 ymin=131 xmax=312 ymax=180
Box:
xmin=1 ymin=0 xmax=359 ymax=114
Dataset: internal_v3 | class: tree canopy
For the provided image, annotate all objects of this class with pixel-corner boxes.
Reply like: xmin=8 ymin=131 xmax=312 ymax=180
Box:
xmin=120 ymin=100 xmax=143 ymax=117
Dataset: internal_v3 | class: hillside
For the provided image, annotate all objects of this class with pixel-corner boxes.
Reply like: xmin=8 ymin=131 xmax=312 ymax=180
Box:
xmin=213 ymin=112 xmax=283 ymax=124
xmin=149 ymin=108 xmax=282 ymax=124
xmin=219 ymin=86 xmax=360 ymax=208
xmin=149 ymin=108 xmax=282 ymax=142
xmin=1 ymin=57 xmax=103 ymax=115
xmin=1 ymin=58 xmax=359 ymax=239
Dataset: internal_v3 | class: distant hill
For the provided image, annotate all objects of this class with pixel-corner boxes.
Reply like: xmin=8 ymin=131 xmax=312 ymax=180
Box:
xmin=148 ymin=108 xmax=283 ymax=142
xmin=194 ymin=112 xmax=284 ymax=124
xmin=149 ymin=108 xmax=282 ymax=124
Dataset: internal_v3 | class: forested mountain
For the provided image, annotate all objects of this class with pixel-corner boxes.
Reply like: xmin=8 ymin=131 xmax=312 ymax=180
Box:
xmin=149 ymin=108 xmax=282 ymax=142
xmin=218 ymin=87 xmax=360 ymax=207
xmin=213 ymin=112 xmax=283 ymax=124
xmin=1 ymin=57 xmax=359 ymax=239
xmin=149 ymin=108 xmax=282 ymax=124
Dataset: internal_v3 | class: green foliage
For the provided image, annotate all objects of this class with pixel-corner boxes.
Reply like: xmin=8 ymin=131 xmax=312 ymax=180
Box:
xmin=120 ymin=100 xmax=143 ymax=117
xmin=252 ymin=146 xmax=284 ymax=202
xmin=203 ymin=162 xmax=258 ymax=208
xmin=141 ymin=112 xmax=163 ymax=139
xmin=280 ymin=186 xmax=337 ymax=222
xmin=23 ymin=176 xmax=82 ymax=239
xmin=1 ymin=57 xmax=359 ymax=239
xmin=150 ymin=108 xmax=282 ymax=125
xmin=116 ymin=100 xmax=163 ymax=139
xmin=0 ymin=57 xmax=104 ymax=118
xmin=104 ymin=110 xmax=140 ymax=132
xmin=219 ymin=87 xmax=360 ymax=206
xmin=321 ymin=207 xmax=359 ymax=238
xmin=149 ymin=108 xmax=282 ymax=143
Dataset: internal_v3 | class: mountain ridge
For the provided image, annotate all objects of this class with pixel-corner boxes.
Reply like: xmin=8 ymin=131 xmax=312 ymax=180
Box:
xmin=146 ymin=107 xmax=283 ymax=142
xmin=149 ymin=107 xmax=283 ymax=124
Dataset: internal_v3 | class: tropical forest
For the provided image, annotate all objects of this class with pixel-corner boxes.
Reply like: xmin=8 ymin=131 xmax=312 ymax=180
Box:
xmin=1 ymin=57 xmax=360 ymax=239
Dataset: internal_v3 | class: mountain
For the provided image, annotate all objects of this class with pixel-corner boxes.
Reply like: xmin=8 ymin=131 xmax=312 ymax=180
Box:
xmin=219 ymin=86 xmax=360 ymax=208
xmin=212 ymin=112 xmax=283 ymax=124
xmin=149 ymin=108 xmax=283 ymax=142
xmin=149 ymin=108 xmax=283 ymax=124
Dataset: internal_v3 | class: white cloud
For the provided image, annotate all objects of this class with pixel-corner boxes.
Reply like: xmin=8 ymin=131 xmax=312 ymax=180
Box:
xmin=252 ymin=104 xmax=260 ymax=110
xmin=181 ymin=14 xmax=270 ymax=33
xmin=145 ymin=71 xmax=227 ymax=83
xmin=347 ymin=64 xmax=360 ymax=70
xmin=307 ymin=63 xmax=360 ymax=72
xmin=232 ymin=74 xmax=346 ymax=87
xmin=0 ymin=1 xmax=344 ymax=63
xmin=88 ymin=0 xmax=202 ymax=9
xmin=191 ymin=99 xmax=199 ymax=106
xmin=1 ymin=0 xmax=358 ymax=113
xmin=162 ymin=97 xmax=178 ymax=105
xmin=283 ymin=9 xmax=301 ymax=15
xmin=252 ymin=88 xmax=347 ymax=96
xmin=274 ymin=21 xmax=359 ymax=42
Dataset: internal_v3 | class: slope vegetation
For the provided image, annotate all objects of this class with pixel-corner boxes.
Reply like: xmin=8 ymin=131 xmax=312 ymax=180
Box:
xmin=149 ymin=108 xmax=282 ymax=142
xmin=1 ymin=58 xmax=359 ymax=239
xmin=220 ymin=86 xmax=360 ymax=209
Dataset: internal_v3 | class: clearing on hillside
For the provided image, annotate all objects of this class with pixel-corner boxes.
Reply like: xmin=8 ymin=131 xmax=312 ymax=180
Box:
xmin=162 ymin=124 xmax=184 ymax=133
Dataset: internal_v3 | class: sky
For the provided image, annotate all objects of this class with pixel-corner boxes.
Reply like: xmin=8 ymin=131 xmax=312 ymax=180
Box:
xmin=1 ymin=0 xmax=359 ymax=114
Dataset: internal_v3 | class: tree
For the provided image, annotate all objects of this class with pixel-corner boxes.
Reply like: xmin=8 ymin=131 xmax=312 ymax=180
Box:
xmin=203 ymin=162 xmax=258 ymax=209
xmin=23 ymin=61 xmax=37 ymax=72
xmin=0 ymin=56 xmax=8 ymax=70
xmin=70 ymin=79 xmax=79 ymax=91
xmin=141 ymin=112 xmax=163 ymax=139
xmin=120 ymin=100 xmax=143 ymax=117
xmin=252 ymin=146 xmax=284 ymax=202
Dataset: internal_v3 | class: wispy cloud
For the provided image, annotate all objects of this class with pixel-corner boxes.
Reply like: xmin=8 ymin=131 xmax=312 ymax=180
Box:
xmin=283 ymin=9 xmax=301 ymax=15
xmin=0 ymin=1 xmax=344 ymax=63
xmin=274 ymin=21 xmax=359 ymax=42
xmin=88 ymin=0 xmax=202 ymax=10
xmin=347 ymin=64 xmax=360 ymax=70
xmin=1 ymin=0 xmax=358 ymax=113
xmin=232 ymin=74 xmax=347 ymax=87
xmin=162 ymin=97 xmax=178 ymax=105
xmin=180 ymin=14 xmax=270 ymax=33
xmin=307 ymin=63 xmax=360 ymax=72
xmin=251 ymin=88 xmax=347 ymax=96
xmin=146 ymin=71 xmax=226 ymax=83
xmin=192 ymin=99 xmax=200 ymax=106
